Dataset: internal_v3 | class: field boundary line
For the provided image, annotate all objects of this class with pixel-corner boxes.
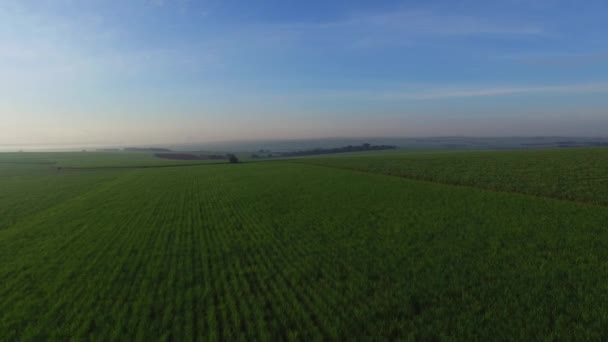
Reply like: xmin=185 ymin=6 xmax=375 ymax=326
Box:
xmin=289 ymin=160 xmax=608 ymax=209
xmin=56 ymin=162 xmax=228 ymax=170
xmin=0 ymin=170 xmax=140 ymax=236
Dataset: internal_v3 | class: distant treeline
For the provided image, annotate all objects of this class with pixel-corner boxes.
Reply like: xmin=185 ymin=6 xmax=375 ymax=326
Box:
xmin=96 ymin=147 xmax=173 ymax=152
xmin=254 ymin=143 xmax=397 ymax=158
xmin=557 ymin=141 xmax=608 ymax=148
xmin=125 ymin=147 xmax=172 ymax=152
xmin=155 ymin=153 xmax=226 ymax=160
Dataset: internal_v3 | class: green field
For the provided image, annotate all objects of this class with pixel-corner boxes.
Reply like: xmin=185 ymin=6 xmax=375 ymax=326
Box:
xmin=2 ymin=149 xmax=608 ymax=339
xmin=299 ymin=147 xmax=608 ymax=205
xmin=0 ymin=151 xmax=224 ymax=168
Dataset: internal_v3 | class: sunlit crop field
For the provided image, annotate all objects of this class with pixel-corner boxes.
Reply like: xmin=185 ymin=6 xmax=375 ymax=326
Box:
xmin=2 ymin=149 xmax=608 ymax=339
xmin=300 ymin=147 xmax=608 ymax=205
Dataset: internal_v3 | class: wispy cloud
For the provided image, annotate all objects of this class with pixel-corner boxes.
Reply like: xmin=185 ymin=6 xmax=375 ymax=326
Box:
xmin=307 ymin=82 xmax=608 ymax=101
xmin=379 ymin=83 xmax=608 ymax=100
xmin=505 ymin=52 xmax=608 ymax=66
xmin=344 ymin=10 xmax=545 ymax=36
xmin=261 ymin=9 xmax=547 ymax=48
xmin=147 ymin=0 xmax=190 ymax=7
xmin=0 ymin=1 xmax=218 ymax=89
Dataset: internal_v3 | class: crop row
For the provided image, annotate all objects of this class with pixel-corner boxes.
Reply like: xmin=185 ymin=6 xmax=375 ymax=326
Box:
xmin=298 ymin=147 xmax=608 ymax=206
xmin=2 ymin=162 xmax=608 ymax=339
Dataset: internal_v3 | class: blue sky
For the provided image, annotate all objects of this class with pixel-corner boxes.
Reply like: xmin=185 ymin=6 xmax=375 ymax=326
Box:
xmin=1 ymin=0 xmax=608 ymax=146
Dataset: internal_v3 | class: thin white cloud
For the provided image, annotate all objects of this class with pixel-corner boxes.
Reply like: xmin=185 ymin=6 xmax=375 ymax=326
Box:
xmin=0 ymin=1 xmax=218 ymax=91
xmin=345 ymin=10 xmax=545 ymax=36
xmin=386 ymin=83 xmax=608 ymax=100
xmin=261 ymin=9 xmax=548 ymax=49
xmin=505 ymin=52 xmax=608 ymax=66
xmin=301 ymin=82 xmax=608 ymax=101
xmin=146 ymin=0 xmax=194 ymax=12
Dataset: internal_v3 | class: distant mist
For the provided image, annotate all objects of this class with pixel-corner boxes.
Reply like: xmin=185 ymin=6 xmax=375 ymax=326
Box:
xmin=3 ymin=136 xmax=608 ymax=153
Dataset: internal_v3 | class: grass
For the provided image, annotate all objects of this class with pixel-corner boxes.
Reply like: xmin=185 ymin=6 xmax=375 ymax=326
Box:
xmin=1 ymin=148 xmax=608 ymax=339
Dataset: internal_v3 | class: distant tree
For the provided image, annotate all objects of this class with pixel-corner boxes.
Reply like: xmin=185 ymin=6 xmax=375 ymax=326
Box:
xmin=274 ymin=143 xmax=396 ymax=157
xmin=227 ymin=154 xmax=239 ymax=164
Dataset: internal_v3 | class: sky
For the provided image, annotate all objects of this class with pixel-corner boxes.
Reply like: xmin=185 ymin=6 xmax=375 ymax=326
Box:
xmin=1 ymin=0 xmax=608 ymax=146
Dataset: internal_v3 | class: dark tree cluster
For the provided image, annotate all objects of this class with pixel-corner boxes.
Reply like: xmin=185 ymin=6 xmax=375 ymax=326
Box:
xmin=155 ymin=153 xmax=227 ymax=160
xmin=275 ymin=143 xmax=397 ymax=157
xmin=124 ymin=147 xmax=172 ymax=152
xmin=227 ymin=154 xmax=239 ymax=164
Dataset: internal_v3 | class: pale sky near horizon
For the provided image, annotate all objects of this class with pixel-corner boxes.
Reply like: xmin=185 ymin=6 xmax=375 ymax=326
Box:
xmin=1 ymin=0 xmax=608 ymax=146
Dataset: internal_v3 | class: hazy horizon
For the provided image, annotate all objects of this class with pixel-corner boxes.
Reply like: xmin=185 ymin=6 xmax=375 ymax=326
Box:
xmin=3 ymin=135 xmax=608 ymax=153
xmin=2 ymin=0 xmax=608 ymax=146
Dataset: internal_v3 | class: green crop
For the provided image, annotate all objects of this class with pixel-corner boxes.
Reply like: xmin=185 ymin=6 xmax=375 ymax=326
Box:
xmin=0 ymin=151 xmax=222 ymax=168
xmin=1 ymin=150 xmax=608 ymax=339
xmin=299 ymin=147 xmax=608 ymax=205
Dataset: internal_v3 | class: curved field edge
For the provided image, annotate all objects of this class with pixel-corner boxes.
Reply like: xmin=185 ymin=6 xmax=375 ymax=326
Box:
xmin=0 ymin=166 xmax=127 ymax=231
xmin=1 ymin=162 xmax=608 ymax=340
xmin=296 ymin=147 xmax=608 ymax=206
xmin=0 ymin=152 xmax=224 ymax=168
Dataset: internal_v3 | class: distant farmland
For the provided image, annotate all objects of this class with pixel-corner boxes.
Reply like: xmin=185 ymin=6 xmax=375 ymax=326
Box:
xmin=2 ymin=148 xmax=608 ymax=339
xmin=299 ymin=147 xmax=608 ymax=205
